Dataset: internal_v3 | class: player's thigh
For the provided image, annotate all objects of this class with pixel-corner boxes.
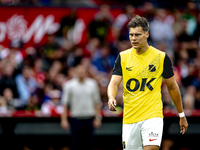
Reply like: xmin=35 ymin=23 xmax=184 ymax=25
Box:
xmin=141 ymin=117 xmax=163 ymax=147
xmin=122 ymin=123 xmax=143 ymax=150
xmin=143 ymin=145 xmax=159 ymax=150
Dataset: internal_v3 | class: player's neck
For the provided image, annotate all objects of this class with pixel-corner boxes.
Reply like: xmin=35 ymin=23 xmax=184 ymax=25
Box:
xmin=134 ymin=43 xmax=149 ymax=55
xmin=78 ymin=77 xmax=85 ymax=83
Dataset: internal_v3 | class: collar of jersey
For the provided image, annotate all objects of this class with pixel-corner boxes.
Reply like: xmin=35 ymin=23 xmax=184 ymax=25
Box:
xmin=131 ymin=45 xmax=152 ymax=57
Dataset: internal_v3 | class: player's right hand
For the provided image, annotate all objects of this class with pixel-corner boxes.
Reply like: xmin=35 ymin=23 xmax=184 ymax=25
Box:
xmin=108 ymin=99 xmax=117 ymax=111
xmin=61 ymin=119 xmax=70 ymax=130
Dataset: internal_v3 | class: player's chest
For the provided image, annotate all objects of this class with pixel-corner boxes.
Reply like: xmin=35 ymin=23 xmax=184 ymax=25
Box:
xmin=122 ymin=55 xmax=161 ymax=78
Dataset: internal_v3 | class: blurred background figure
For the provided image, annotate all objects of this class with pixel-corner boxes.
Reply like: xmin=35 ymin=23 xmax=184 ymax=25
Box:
xmin=15 ymin=65 xmax=38 ymax=108
xmin=92 ymin=43 xmax=115 ymax=73
xmin=39 ymin=33 xmax=64 ymax=72
xmin=41 ymin=89 xmax=63 ymax=115
xmin=2 ymin=88 xmax=21 ymax=110
xmin=0 ymin=60 xmax=19 ymax=99
xmin=112 ymin=4 xmax=135 ymax=41
xmin=149 ymin=8 xmax=175 ymax=48
xmin=60 ymin=64 xmax=102 ymax=150
xmin=88 ymin=4 xmax=114 ymax=44
xmin=0 ymin=96 xmax=8 ymax=113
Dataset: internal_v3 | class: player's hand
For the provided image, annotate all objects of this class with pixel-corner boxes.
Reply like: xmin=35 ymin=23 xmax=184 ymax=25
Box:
xmin=61 ymin=119 xmax=70 ymax=130
xmin=93 ymin=118 xmax=102 ymax=129
xmin=108 ymin=99 xmax=117 ymax=111
xmin=180 ymin=117 xmax=188 ymax=134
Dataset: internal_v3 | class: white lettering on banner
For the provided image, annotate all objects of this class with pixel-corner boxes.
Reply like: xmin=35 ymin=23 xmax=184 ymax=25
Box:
xmin=0 ymin=14 xmax=60 ymax=44
xmin=73 ymin=19 xmax=86 ymax=44
xmin=22 ymin=15 xmax=60 ymax=44
xmin=22 ymin=15 xmax=44 ymax=43
xmin=67 ymin=18 xmax=86 ymax=44
xmin=0 ymin=14 xmax=86 ymax=45
xmin=0 ymin=23 xmax=6 ymax=42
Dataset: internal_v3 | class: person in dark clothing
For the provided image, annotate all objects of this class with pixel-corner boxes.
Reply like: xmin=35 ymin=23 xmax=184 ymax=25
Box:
xmin=0 ymin=62 xmax=18 ymax=98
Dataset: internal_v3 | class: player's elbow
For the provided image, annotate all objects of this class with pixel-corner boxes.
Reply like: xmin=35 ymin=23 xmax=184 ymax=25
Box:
xmin=167 ymin=82 xmax=179 ymax=92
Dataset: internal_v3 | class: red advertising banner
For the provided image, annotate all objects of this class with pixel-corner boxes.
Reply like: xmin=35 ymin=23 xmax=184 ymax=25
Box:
xmin=0 ymin=7 xmax=122 ymax=48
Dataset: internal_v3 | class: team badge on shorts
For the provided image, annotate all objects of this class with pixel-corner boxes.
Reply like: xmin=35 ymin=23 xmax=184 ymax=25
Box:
xmin=123 ymin=141 xmax=126 ymax=149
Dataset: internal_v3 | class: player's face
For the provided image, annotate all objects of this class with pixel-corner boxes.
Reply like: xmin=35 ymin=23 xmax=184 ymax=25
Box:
xmin=76 ymin=65 xmax=87 ymax=79
xmin=129 ymin=27 xmax=149 ymax=50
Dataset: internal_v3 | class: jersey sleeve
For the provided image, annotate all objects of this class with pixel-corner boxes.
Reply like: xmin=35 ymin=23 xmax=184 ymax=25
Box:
xmin=112 ymin=54 xmax=122 ymax=76
xmin=162 ymin=54 xmax=174 ymax=79
xmin=61 ymin=83 xmax=71 ymax=105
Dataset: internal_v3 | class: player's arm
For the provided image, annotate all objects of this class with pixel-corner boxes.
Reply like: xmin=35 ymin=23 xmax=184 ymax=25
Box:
xmin=107 ymin=75 xmax=122 ymax=111
xmin=60 ymin=104 xmax=70 ymax=130
xmin=93 ymin=81 xmax=102 ymax=128
xmin=93 ymin=102 xmax=102 ymax=128
xmin=107 ymin=54 xmax=122 ymax=111
xmin=108 ymin=75 xmax=122 ymax=111
xmin=60 ymin=84 xmax=70 ymax=130
xmin=165 ymin=76 xmax=188 ymax=134
xmin=163 ymin=54 xmax=188 ymax=134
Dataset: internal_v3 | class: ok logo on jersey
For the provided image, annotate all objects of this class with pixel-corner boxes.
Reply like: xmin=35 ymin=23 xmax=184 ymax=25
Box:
xmin=126 ymin=78 xmax=156 ymax=92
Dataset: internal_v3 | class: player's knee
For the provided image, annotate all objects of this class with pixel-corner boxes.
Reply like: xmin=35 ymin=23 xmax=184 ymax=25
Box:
xmin=143 ymin=145 xmax=159 ymax=150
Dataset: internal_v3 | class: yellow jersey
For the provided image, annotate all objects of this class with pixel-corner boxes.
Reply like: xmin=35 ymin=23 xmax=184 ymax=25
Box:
xmin=112 ymin=46 xmax=174 ymax=124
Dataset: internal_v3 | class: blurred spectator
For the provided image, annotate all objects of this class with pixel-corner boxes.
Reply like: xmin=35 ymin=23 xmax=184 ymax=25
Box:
xmin=56 ymin=10 xmax=77 ymax=50
xmin=182 ymin=1 xmax=197 ymax=36
xmin=39 ymin=33 xmax=63 ymax=72
xmin=53 ymin=72 xmax=66 ymax=90
xmin=80 ymin=57 xmax=99 ymax=80
xmin=112 ymin=4 xmax=135 ymax=41
xmin=195 ymin=89 xmax=200 ymax=109
xmin=193 ymin=13 xmax=200 ymax=44
xmin=45 ymin=60 xmax=64 ymax=89
xmin=95 ymin=4 xmax=114 ymax=23
xmin=25 ymin=94 xmax=40 ymax=110
xmin=138 ymin=2 xmax=156 ymax=22
xmin=183 ymin=93 xmax=195 ymax=110
xmin=174 ymin=7 xmax=198 ymax=62
xmin=162 ymin=84 xmax=176 ymax=110
xmin=60 ymin=64 xmax=102 ymax=150
xmin=41 ymin=89 xmax=63 ymax=115
xmin=0 ymin=40 xmax=25 ymax=68
xmin=3 ymin=88 xmax=21 ymax=110
xmin=88 ymin=4 xmax=114 ymax=43
xmin=32 ymin=58 xmax=46 ymax=88
xmin=67 ymin=47 xmax=83 ymax=67
xmin=181 ymin=60 xmax=197 ymax=88
xmin=149 ymin=8 xmax=175 ymax=47
xmin=39 ymin=81 xmax=54 ymax=104
xmin=84 ymin=37 xmax=100 ymax=56
xmin=0 ymin=61 xmax=19 ymax=98
xmin=0 ymin=0 xmax=41 ymax=6
xmin=15 ymin=65 xmax=37 ymax=107
xmin=0 ymin=96 xmax=8 ymax=113
xmin=92 ymin=44 xmax=115 ymax=73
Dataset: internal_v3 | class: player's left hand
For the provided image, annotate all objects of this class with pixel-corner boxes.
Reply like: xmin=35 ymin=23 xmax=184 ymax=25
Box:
xmin=180 ymin=117 xmax=188 ymax=134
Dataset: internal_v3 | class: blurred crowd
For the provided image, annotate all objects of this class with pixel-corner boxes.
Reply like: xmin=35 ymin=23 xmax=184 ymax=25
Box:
xmin=0 ymin=1 xmax=200 ymax=115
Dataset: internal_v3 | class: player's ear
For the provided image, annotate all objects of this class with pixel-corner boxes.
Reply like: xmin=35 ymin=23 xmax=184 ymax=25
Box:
xmin=145 ymin=31 xmax=149 ymax=38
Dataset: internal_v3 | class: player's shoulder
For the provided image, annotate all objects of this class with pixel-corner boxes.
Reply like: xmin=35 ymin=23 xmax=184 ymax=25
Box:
xmin=86 ymin=77 xmax=97 ymax=84
xmin=85 ymin=78 xmax=98 ymax=87
xmin=151 ymin=46 xmax=166 ymax=56
xmin=119 ymin=48 xmax=132 ymax=56
xmin=63 ymin=78 xmax=76 ymax=87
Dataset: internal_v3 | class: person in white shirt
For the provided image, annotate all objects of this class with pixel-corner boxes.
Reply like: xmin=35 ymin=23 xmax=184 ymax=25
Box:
xmin=60 ymin=64 xmax=102 ymax=150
